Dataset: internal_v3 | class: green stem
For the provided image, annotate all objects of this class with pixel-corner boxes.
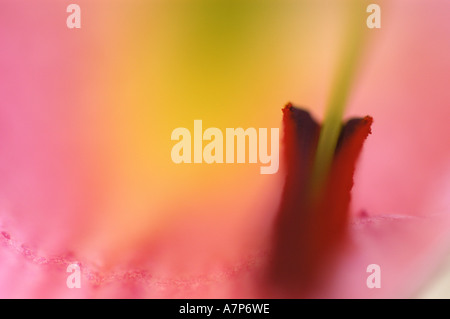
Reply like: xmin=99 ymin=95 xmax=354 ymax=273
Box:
xmin=312 ymin=2 xmax=367 ymax=189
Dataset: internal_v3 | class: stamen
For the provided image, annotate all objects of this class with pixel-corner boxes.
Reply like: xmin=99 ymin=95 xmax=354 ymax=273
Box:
xmin=312 ymin=1 xmax=368 ymax=189
xmin=266 ymin=104 xmax=372 ymax=294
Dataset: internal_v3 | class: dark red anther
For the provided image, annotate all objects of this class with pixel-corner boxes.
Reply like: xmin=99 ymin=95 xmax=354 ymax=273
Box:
xmin=265 ymin=104 xmax=372 ymax=295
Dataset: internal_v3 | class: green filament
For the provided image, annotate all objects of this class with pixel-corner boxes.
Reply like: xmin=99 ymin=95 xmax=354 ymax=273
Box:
xmin=312 ymin=2 xmax=367 ymax=189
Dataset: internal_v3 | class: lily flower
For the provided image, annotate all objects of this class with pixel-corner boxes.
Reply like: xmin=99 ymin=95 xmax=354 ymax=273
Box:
xmin=1 ymin=0 xmax=450 ymax=299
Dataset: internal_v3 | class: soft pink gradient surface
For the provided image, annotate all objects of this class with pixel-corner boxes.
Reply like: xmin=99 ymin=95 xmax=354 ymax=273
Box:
xmin=0 ymin=1 xmax=449 ymax=298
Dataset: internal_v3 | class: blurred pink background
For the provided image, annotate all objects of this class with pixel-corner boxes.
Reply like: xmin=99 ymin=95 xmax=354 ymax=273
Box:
xmin=0 ymin=0 xmax=449 ymax=298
